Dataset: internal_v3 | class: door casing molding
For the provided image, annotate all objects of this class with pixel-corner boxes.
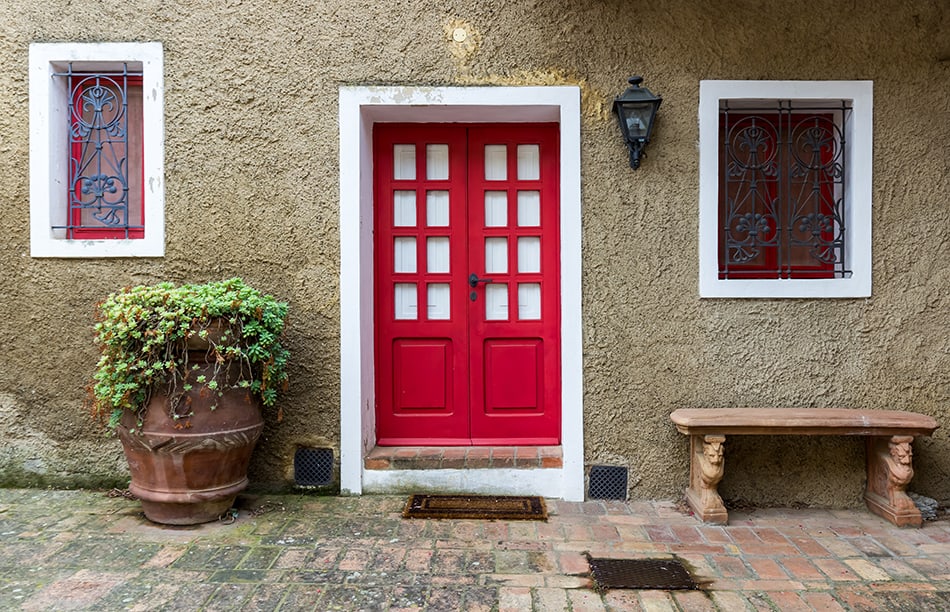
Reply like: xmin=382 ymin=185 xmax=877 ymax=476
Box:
xmin=339 ymin=85 xmax=584 ymax=500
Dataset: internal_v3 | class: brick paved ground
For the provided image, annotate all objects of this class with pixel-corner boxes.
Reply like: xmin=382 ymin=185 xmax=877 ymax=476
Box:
xmin=1 ymin=489 xmax=949 ymax=610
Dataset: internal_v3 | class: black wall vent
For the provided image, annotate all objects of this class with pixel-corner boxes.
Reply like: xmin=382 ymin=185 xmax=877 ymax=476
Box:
xmin=294 ymin=447 xmax=334 ymax=487
xmin=588 ymin=465 xmax=628 ymax=500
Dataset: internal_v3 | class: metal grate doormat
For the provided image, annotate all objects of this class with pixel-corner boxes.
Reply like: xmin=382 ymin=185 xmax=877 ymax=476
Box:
xmin=402 ymin=494 xmax=547 ymax=521
xmin=587 ymin=556 xmax=698 ymax=590
xmin=293 ymin=447 xmax=334 ymax=486
xmin=588 ymin=465 xmax=629 ymax=500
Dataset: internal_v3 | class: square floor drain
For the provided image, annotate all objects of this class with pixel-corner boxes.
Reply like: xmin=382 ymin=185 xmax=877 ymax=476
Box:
xmin=587 ymin=557 xmax=698 ymax=590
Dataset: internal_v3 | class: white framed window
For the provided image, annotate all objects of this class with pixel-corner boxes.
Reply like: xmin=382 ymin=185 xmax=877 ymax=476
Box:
xmin=699 ymin=80 xmax=872 ymax=298
xmin=29 ymin=42 xmax=164 ymax=257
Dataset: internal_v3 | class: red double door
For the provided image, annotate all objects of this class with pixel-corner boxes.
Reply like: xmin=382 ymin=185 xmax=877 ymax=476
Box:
xmin=374 ymin=124 xmax=560 ymax=446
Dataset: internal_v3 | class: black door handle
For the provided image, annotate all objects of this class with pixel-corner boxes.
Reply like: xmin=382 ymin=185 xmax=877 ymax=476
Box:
xmin=468 ymin=273 xmax=494 ymax=288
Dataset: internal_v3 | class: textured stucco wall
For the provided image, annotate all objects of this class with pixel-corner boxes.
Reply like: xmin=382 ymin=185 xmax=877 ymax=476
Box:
xmin=1 ymin=0 xmax=948 ymax=507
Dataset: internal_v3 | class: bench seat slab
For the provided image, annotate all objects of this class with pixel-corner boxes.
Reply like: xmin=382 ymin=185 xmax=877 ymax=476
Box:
xmin=670 ymin=408 xmax=938 ymax=437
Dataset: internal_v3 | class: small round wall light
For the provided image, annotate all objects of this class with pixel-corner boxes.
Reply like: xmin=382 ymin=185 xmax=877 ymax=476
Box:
xmin=612 ymin=76 xmax=663 ymax=169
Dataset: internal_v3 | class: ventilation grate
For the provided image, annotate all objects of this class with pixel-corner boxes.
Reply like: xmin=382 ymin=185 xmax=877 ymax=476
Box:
xmin=294 ymin=447 xmax=334 ymax=487
xmin=588 ymin=465 xmax=628 ymax=500
xmin=587 ymin=556 xmax=698 ymax=590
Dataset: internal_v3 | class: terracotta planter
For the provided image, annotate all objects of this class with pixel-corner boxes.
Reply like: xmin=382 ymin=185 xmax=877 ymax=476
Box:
xmin=117 ymin=342 xmax=264 ymax=525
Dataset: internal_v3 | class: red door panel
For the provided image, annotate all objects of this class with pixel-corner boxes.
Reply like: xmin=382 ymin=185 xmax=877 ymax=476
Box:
xmin=484 ymin=340 xmax=541 ymax=410
xmin=392 ymin=340 xmax=451 ymax=410
xmin=467 ymin=125 xmax=560 ymax=444
xmin=374 ymin=123 xmax=560 ymax=445
xmin=374 ymin=125 xmax=469 ymax=444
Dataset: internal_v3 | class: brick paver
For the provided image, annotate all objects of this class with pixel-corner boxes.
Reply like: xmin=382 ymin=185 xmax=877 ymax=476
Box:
xmin=0 ymin=490 xmax=948 ymax=610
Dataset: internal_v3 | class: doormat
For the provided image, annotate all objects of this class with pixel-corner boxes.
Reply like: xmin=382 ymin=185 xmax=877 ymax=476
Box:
xmin=586 ymin=556 xmax=698 ymax=590
xmin=402 ymin=494 xmax=547 ymax=521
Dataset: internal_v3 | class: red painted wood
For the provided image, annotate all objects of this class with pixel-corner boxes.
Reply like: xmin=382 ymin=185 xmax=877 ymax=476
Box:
xmin=468 ymin=125 xmax=560 ymax=444
xmin=374 ymin=123 xmax=560 ymax=446
xmin=375 ymin=125 xmax=469 ymax=444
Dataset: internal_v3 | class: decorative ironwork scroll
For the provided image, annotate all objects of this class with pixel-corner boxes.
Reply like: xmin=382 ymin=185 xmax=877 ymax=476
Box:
xmin=719 ymin=101 xmax=851 ymax=279
xmin=54 ymin=64 xmax=143 ymax=238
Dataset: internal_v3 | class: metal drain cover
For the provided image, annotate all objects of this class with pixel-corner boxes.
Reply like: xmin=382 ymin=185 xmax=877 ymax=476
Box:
xmin=587 ymin=557 xmax=698 ymax=590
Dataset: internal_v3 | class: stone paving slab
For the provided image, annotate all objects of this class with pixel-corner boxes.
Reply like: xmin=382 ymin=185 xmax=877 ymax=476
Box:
xmin=0 ymin=489 xmax=949 ymax=610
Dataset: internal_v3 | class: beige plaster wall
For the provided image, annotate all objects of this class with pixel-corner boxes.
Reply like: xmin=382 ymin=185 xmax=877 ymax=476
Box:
xmin=1 ymin=0 xmax=948 ymax=506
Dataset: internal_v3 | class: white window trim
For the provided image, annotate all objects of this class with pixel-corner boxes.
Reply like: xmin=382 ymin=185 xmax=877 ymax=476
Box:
xmin=29 ymin=42 xmax=164 ymax=258
xmin=338 ymin=85 xmax=584 ymax=501
xmin=698 ymin=80 xmax=873 ymax=298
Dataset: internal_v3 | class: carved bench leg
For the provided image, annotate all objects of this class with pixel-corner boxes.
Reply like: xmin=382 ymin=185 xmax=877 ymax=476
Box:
xmin=864 ymin=435 xmax=922 ymax=528
xmin=684 ymin=434 xmax=728 ymax=524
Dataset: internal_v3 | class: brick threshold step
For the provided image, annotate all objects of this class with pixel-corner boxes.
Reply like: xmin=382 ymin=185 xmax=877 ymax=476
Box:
xmin=364 ymin=445 xmax=563 ymax=471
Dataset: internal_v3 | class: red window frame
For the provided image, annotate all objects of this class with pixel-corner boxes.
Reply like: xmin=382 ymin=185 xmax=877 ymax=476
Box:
xmin=67 ymin=74 xmax=144 ymax=240
xmin=718 ymin=112 xmax=837 ymax=280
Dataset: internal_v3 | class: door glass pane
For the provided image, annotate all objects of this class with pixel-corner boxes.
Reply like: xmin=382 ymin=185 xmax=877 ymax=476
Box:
xmin=426 ymin=191 xmax=449 ymax=226
xmin=395 ymin=283 xmax=417 ymax=319
xmin=427 ymin=283 xmax=450 ymax=320
xmin=518 ymin=237 xmax=541 ymax=273
xmin=517 ymin=144 xmax=540 ymax=180
xmin=394 ymin=191 xmax=416 ymax=227
xmin=393 ymin=145 xmax=416 ymax=180
xmin=485 ymin=237 xmax=508 ymax=274
xmin=517 ymin=191 xmax=540 ymax=226
xmin=427 ymin=237 xmax=450 ymax=273
xmin=484 ymin=192 xmax=507 ymax=227
xmin=426 ymin=144 xmax=449 ymax=180
xmin=484 ymin=145 xmax=507 ymax=180
xmin=518 ymin=283 xmax=541 ymax=320
xmin=394 ymin=237 xmax=417 ymax=273
xmin=485 ymin=283 xmax=508 ymax=320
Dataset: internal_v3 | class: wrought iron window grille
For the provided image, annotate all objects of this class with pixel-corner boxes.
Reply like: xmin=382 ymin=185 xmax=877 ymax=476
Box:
xmin=719 ymin=99 xmax=853 ymax=280
xmin=53 ymin=63 xmax=144 ymax=239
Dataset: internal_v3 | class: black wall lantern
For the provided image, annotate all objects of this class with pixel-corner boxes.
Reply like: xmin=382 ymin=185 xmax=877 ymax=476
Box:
xmin=612 ymin=76 xmax=663 ymax=170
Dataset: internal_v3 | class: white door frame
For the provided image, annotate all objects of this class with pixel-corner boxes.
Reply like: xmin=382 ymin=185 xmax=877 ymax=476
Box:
xmin=338 ymin=85 xmax=584 ymax=500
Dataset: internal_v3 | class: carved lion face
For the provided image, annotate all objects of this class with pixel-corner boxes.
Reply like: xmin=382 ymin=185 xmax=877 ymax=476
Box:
xmin=890 ymin=442 xmax=913 ymax=466
xmin=703 ymin=441 xmax=724 ymax=465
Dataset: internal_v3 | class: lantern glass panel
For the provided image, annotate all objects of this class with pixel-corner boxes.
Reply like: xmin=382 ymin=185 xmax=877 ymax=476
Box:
xmin=620 ymin=103 xmax=655 ymax=140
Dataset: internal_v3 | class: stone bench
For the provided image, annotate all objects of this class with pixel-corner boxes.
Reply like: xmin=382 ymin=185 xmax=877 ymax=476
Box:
xmin=669 ymin=408 xmax=939 ymax=527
